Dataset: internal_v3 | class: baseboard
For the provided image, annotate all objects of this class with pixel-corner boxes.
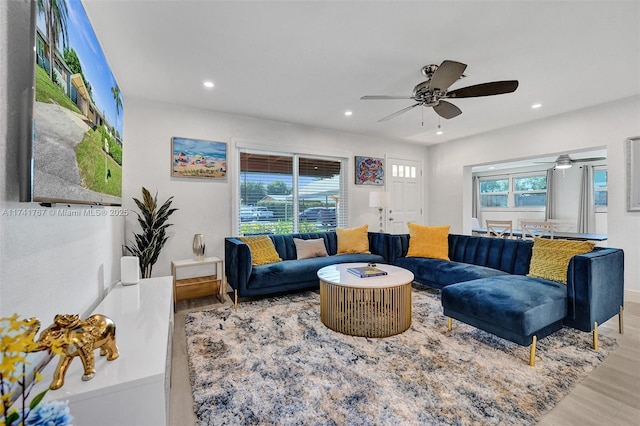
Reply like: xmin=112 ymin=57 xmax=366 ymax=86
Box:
xmin=625 ymin=288 xmax=640 ymax=304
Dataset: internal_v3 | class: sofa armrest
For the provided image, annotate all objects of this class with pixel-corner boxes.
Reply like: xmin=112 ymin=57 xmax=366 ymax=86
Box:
xmin=225 ymin=238 xmax=253 ymax=294
xmin=565 ymin=248 xmax=624 ymax=332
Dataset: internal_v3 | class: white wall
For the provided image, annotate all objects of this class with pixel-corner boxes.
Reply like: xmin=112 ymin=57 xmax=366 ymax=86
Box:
xmin=427 ymin=96 xmax=640 ymax=299
xmin=123 ymin=99 xmax=427 ymax=277
xmin=0 ymin=0 xmax=125 ymax=321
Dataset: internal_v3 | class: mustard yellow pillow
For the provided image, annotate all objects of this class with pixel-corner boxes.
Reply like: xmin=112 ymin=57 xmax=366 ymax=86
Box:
xmin=528 ymin=238 xmax=595 ymax=283
xmin=336 ymin=224 xmax=370 ymax=254
xmin=239 ymin=236 xmax=282 ymax=266
xmin=406 ymin=223 xmax=450 ymax=260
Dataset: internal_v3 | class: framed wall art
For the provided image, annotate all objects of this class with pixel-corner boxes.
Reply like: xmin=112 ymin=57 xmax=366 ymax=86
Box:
xmin=627 ymin=136 xmax=640 ymax=211
xmin=355 ymin=156 xmax=384 ymax=186
xmin=172 ymin=137 xmax=227 ymax=180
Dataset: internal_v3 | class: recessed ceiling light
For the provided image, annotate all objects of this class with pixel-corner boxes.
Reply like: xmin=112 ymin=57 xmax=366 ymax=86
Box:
xmin=436 ymin=130 xmax=443 ymax=135
xmin=344 ymin=111 xmax=353 ymax=116
xmin=488 ymin=166 xmax=496 ymax=170
xmin=203 ymin=81 xmax=214 ymax=88
xmin=531 ymin=103 xmax=542 ymax=109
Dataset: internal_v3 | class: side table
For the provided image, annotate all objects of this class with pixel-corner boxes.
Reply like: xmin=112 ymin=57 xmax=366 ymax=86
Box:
xmin=171 ymin=257 xmax=225 ymax=310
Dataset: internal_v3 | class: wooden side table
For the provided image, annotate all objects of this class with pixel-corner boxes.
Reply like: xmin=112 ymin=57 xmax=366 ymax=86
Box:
xmin=171 ymin=257 xmax=225 ymax=310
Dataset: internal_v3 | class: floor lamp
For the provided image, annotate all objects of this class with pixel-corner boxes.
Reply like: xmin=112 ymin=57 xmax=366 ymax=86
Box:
xmin=369 ymin=191 xmax=391 ymax=232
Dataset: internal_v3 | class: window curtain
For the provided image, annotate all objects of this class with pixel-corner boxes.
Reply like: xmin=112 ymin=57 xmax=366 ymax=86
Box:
xmin=577 ymin=165 xmax=595 ymax=233
xmin=472 ymin=176 xmax=482 ymax=226
xmin=545 ymin=168 xmax=556 ymax=220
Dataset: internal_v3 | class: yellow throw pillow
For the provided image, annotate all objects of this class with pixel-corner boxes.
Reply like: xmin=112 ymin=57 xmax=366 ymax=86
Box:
xmin=294 ymin=238 xmax=329 ymax=259
xmin=528 ymin=238 xmax=595 ymax=283
xmin=337 ymin=224 xmax=370 ymax=254
xmin=239 ymin=236 xmax=282 ymax=266
xmin=406 ymin=223 xmax=450 ymax=260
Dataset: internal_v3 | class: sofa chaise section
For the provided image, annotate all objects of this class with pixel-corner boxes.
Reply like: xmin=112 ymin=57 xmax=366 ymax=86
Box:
xmin=387 ymin=232 xmax=624 ymax=364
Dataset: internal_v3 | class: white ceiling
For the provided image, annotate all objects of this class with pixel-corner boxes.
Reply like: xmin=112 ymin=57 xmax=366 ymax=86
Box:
xmin=83 ymin=1 xmax=640 ymax=146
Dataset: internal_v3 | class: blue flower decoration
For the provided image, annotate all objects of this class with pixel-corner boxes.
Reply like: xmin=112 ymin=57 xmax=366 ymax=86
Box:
xmin=25 ymin=400 xmax=73 ymax=426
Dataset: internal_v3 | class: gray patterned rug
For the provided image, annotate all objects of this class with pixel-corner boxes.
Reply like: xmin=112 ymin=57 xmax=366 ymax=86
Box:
xmin=185 ymin=287 xmax=616 ymax=425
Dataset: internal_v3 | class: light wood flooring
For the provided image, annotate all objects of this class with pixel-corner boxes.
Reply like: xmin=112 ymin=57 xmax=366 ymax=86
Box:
xmin=170 ymin=295 xmax=640 ymax=425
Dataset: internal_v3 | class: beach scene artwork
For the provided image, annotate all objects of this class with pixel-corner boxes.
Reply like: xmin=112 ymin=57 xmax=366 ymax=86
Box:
xmin=172 ymin=137 xmax=227 ymax=179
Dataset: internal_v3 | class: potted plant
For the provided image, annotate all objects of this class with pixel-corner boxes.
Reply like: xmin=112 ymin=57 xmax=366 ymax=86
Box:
xmin=125 ymin=187 xmax=178 ymax=278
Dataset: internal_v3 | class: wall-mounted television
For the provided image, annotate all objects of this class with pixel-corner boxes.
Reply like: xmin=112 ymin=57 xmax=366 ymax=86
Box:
xmin=27 ymin=0 xmax=123 ymax=205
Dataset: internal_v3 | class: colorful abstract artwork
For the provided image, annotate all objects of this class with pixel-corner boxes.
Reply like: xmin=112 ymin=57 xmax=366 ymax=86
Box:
xmin=172 ymin=137 xmax=227 ymax=179
xmin=355 ymin=156 xmax=384 ymax=185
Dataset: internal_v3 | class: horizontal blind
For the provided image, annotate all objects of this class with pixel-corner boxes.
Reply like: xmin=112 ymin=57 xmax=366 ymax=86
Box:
xmin=238 ymin=149 xmax=345 ymax=235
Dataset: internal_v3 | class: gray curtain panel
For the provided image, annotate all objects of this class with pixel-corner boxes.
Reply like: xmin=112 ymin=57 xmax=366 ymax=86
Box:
xmin=472 ymin=176 xmax=482 ymax=226
xmin=577 ymin=165 xmax=595 ymax=233
xmin=545 ymin=168 xmax=556 ymax=221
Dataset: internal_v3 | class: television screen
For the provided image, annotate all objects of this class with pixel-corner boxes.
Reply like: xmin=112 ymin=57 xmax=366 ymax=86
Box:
xmin=32 ymin=0 xmax=122 ymax=205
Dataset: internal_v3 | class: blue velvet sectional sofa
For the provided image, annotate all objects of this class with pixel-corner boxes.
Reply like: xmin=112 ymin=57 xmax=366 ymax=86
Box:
xmin=225 ymin=231 xmax=387 ymax=306
xmin=387 ymin=233 xmax=625 ymax=365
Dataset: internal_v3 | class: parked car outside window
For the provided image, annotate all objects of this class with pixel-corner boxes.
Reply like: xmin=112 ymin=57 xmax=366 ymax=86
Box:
xmin=240 ymin=207 xmax=256 ymax=222
xmin=299 ymin=207 xmax=336 ymax=225
xmin=253 ymin=206 xmax=274 ymax=221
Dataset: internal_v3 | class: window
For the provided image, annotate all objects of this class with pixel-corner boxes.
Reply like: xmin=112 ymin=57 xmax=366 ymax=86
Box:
xmin=479 ymin=178 xmax=508 ymax=207
xmin=237 ymin=150 xmax=346 ymax=235
xmin=513 ymin=175 xmax=547 ymax=207
xmin=479 ymin=173 xmax=546 ymax=208
xmin=594 ymin=167 xmax=607 ymax=208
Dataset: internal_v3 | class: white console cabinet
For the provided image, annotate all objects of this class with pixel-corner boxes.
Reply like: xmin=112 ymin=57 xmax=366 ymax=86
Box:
xmin=38 ymin=276 xmax=174 ymax=426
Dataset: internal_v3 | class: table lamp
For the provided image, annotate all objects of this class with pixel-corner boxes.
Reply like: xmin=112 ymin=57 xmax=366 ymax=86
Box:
xmin=369 ymin=191 xmax=391 ymax=232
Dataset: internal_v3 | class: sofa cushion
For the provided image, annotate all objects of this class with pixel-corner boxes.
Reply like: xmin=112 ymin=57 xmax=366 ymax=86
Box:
xmin=294 ymin=238 xmax=328 ymax=259
xmin=442 ymin=275 xmax=568 ymax=346
xmin=406 ymin=223 xmax=450 ymax=260
xmin=239 ymin=236 xmax=282 ymax=266
xmin=393 ymin=257 xmax=508 ymax=289
xmin=528 ymin=238 xmax=594 ymax=283
xmin=337 ymin=225 xmax=370 ymax=254
xmin=246 ymin=253 xmax=384 ymax=290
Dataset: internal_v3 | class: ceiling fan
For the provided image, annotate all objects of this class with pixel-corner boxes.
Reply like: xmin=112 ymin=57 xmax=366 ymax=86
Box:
xmin=538 ymin=154 xmax=607 ymax=169
xmin=360 ymin=60 xmax=519 ymax=122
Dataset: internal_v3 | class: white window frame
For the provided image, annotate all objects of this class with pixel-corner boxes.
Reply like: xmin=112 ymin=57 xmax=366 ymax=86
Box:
xmin=479 ymin=171 xmax=547 ymax=211
xmin=234 ymin=146 xmax=348 ymax=235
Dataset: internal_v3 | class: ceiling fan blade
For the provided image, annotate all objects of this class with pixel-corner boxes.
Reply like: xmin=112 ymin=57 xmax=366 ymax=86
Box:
xmin=428 ymin=60 xmax=467 ymax=91
xmin=360 ymin=95 xmax=413 ymax=100
xmin=378 ymin=103 xmax=422 ymax=122
xmin=572 ymin=157 xmax=607 ymax=162
xmin=433 ymin=100 xmax=462 ymax=119
xmin=448 ymin=80 xmax=519 ymax=98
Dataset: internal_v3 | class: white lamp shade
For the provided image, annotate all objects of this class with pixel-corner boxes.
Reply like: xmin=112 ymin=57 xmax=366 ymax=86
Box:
xmin=369 ymin=191 xmax=391 ymax=208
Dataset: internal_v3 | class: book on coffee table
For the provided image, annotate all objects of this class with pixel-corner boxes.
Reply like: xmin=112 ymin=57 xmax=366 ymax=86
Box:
xmin=346 ymin=266 xmax=388 ymax=278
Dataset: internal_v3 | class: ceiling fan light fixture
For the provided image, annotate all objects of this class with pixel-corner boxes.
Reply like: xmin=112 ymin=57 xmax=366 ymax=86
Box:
xmin=555 ymin=155 xmax=572 ymax=169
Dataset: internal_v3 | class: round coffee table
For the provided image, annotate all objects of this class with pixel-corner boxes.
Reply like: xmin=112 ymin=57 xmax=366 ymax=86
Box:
xmin=317 ymin=263 xmax=414 ymax=338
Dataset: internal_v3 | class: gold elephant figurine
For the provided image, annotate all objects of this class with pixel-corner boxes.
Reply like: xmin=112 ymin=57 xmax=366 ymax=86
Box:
xmin=28 ymin=314 xmax=119 ymax=390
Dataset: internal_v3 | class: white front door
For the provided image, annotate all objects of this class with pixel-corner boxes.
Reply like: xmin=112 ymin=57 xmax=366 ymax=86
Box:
xmin=387 ymin=157 xmax=423 ymax=233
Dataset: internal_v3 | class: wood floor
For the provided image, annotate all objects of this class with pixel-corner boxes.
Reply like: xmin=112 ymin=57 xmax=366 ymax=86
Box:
xmin=170 ymin=295 xmax=640 ymax=425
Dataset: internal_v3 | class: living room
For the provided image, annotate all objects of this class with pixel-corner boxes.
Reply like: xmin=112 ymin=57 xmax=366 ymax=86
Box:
xmin=1 ymin=1 xmax=639 ymax=425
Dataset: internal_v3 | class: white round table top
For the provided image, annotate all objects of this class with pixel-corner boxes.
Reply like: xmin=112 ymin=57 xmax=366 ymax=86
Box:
xmin=317 ymin=263 xmax=414 ymax=289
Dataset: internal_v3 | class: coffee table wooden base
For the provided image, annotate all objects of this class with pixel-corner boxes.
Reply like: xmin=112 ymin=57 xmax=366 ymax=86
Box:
xmin=320 ymin=280 xmax=412 ymax=338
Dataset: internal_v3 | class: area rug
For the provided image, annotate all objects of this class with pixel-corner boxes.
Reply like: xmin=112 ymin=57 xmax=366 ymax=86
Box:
xmin=185 ymin=287 xmax=616 ymax=425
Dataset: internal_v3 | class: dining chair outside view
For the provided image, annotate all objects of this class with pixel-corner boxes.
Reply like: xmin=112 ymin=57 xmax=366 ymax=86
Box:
xmin=520 ymin=220 xmax=555 ymax=239
xmin=485 ymin=220 xmax=513 ymax=238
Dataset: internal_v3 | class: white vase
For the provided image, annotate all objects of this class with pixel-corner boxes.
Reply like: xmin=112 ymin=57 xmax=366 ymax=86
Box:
xmin=193 ymin=234 xmax=205 ymax=260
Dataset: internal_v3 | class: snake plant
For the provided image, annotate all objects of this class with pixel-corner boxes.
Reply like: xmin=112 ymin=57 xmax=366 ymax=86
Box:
xmin=125 ymin=187 xmax=178 ymax=278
